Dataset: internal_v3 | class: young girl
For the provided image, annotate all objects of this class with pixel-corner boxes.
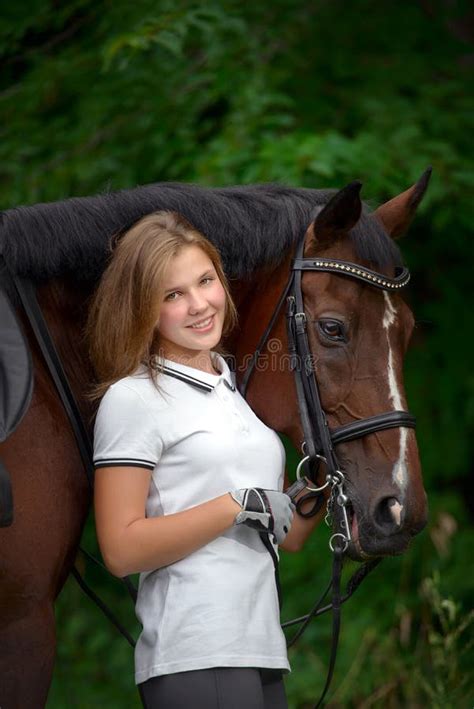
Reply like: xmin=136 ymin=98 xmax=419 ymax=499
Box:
xmin=88 ymin=211 xmax=300 ymax=708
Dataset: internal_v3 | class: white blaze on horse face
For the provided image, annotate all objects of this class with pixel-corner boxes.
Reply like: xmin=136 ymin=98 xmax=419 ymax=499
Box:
xmin=383 ymin=292 xmax=408 ymax=494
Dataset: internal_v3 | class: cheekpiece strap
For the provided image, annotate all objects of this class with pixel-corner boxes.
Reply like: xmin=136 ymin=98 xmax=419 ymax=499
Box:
xmin=292 ymin=258 xmax=410 ymax=291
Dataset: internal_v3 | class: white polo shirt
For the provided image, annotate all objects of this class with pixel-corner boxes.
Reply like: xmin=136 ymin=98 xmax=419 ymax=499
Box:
xmin=93 ymin=353 xmax=290 ymax=684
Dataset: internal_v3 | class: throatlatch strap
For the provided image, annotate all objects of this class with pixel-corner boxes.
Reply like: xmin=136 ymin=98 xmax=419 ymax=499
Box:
xmin=239 ymin=273 xmax=294 ymax=398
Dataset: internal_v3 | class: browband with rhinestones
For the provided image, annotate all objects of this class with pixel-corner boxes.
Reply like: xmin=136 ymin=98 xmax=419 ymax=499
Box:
xmin=291 ymin=257 xmax=410 ymax=291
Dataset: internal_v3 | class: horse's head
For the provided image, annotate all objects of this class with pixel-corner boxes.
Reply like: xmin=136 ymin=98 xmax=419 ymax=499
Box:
xmin=237 ymin=171 xmax=430 ymax=559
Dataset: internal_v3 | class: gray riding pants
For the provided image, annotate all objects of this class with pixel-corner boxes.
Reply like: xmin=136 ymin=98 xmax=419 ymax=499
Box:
xmin=138 ymin=667 xmax=288 ymax=709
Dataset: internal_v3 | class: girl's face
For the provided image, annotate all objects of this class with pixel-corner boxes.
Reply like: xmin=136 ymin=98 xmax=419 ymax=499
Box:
xmin=157 ymin=245 xmax=227 ymax=364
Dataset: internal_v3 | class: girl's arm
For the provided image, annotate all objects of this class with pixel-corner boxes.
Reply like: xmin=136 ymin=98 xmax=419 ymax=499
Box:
xmin=94 ymin=466 xmax=241 ymax=577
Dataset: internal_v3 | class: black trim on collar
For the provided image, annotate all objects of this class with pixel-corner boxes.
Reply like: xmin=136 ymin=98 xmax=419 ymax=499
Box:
xmin=161 ymin=366 xmax=214 ymax=392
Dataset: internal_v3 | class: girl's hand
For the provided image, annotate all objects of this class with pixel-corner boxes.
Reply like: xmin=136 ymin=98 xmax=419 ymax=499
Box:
xmin=230 ymin=488 xmax=295 ymax=544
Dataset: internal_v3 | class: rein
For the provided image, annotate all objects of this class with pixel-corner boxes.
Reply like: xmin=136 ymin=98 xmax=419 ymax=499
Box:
xmin=239 ymin=234 xmax=415 ymax=707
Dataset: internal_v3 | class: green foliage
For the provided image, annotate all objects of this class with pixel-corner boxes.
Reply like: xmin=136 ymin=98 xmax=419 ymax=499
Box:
xmin=1 ymin=0 xmax=472 ymax=706
xmin=416 ymin=572 xmax=473 ymax=707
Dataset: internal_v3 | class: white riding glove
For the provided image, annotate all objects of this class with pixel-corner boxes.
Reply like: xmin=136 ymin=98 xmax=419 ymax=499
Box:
xmin=230 ymin=488 xmax=295 ymax=544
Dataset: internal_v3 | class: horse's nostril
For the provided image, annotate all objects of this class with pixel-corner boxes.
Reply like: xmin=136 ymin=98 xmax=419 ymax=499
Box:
xmin=375 ymin=496 xmax=403 ymax=531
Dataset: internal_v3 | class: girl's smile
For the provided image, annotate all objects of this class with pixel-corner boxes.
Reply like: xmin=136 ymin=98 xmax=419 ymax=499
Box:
xmin=187 ymin=314 xmax=215 ymax=331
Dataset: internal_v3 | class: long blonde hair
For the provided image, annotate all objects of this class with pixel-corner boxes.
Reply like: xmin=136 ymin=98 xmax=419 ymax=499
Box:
xmin=86 ymin=211 xmax=238 ymax=399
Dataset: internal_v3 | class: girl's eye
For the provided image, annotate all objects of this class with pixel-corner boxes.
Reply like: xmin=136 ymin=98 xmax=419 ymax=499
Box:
xmin=165 ymin=291 xmax=180 ymax=302
xmin=201 ymin=276 xmax=214 ymax=285
xmin=317 ymin=319 xmax=347 ymax=342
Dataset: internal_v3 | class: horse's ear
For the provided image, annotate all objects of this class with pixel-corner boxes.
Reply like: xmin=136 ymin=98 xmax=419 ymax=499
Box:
xmin=374 ymin=167 xmax=432 ymax=239
xmin=309 ymin=181 xmax=363 ymax=250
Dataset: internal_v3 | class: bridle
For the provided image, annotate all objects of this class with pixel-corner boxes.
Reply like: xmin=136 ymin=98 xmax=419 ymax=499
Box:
xmin=240 ymin=233 xmax=415 ymax=499
xmin=239 ymin=233 xmax=416 ymax=707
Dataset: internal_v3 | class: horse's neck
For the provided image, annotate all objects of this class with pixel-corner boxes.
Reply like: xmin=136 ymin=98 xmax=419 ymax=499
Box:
xmin=227 ymin=257 xmax=291 ymax=358
xmin=35 ymin=279 xmax=95 ymax=420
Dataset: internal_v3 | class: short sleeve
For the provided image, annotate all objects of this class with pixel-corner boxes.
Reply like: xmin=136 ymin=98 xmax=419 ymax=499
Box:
xmin=93 ymin=382 xmax=163 ymax=470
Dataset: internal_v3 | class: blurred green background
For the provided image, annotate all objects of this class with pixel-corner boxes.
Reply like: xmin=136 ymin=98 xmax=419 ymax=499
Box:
xmin=1 ymin=1 xmax=473 ymax=707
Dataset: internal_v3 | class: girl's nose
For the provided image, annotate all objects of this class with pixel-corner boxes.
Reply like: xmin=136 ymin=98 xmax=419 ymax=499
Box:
xmin=188 ymin=289 xmax=207 ymax=313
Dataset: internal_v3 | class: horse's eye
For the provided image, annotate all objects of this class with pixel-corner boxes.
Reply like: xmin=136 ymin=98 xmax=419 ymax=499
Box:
xmin=318 ymin=319 xmax=346 ymax=342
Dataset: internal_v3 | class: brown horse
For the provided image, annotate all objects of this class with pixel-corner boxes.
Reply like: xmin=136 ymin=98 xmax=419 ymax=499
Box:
xmin=0 ymin=173 xmax=429 ymax=708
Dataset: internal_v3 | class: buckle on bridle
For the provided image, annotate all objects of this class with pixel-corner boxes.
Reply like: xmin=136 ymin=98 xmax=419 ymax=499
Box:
xmin=286 ymin=295 xmax=296 ymax=316
xmin=294 ymin=311 xmax=307 ymax=335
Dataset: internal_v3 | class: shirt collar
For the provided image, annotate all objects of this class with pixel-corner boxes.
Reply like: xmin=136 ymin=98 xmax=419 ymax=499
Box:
xmin=154 ymin=352 xmax=235 ymax=393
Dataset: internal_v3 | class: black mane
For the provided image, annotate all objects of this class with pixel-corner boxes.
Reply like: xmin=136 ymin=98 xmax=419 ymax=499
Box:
xmin=0 ymin=182 xmax=402 ymax=283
